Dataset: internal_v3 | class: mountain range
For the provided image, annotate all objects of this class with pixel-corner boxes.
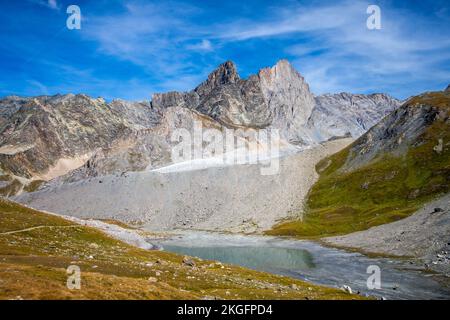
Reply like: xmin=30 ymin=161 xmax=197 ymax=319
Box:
xmin=0 ymin=60 xmax=400 ymax=197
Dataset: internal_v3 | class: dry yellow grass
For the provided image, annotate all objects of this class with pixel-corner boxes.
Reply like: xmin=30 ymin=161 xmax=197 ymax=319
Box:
xmin=0 ymin=198 xmax=360 ymax=300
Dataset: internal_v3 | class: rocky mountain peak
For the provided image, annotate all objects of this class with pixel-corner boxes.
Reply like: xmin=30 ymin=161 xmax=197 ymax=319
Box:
xmin=258 ymin=59 xmax=302 ymax=83
xmin=309 ymin=92 xmax=401 ymax=141
xmin=342 ymin=90 xmax=449 ymax=172
xmin=150 ymin=59 xmax=400 ymax=144
xmin=445 ymin=84 xmax=450 ymax=92
xmin=195 ymin=60 xmax=240 ymax=96
xmin=257 ymin=59 xmax=315 ymax=143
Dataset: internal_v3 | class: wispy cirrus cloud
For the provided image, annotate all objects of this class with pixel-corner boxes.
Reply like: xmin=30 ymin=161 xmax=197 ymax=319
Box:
xmin=213 ymin=2 xmax=352 ymax=41
xmin=28 ymin=0 xmax=60 ymax=10
xmin=206 ymin=0 xmax=450 ymax=97
xmin=81 ymin=1 xmax=214 ymax=92
xmin=186 ymin=39 xmax=214 ymax=52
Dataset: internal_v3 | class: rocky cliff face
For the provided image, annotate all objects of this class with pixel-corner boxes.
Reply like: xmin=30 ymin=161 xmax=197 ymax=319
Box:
xmin=309 ymin=93 xmax=401 ymax=142
xmin=45 ymin=107 xmax=223 ymax=186
xmin=152 ymin=60 xmax=316 ymax=144
xmin=0 ymin=94 xmax=133 ymax=178
xmin=258 ymin=60 xmax=316 ymax=144
xmin=152 ymin=61 xmax=271 ymax=129
xmin=153 ymin=60 xmax=399 ymax=145
xmin=0 ymin=59 xmax=400 ymax=195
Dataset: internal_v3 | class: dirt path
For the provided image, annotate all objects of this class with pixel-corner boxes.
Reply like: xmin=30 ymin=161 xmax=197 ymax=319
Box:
xmin=0 ymin=225 xmax=79 ymax=235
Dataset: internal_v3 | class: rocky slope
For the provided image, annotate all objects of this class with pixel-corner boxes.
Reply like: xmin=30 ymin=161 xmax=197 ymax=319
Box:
xmin=0 ymin=94 xmax=151 ymax=178
xmin=44 ymin=107 xmax=224 ymax=185
xmin=0 ymin=94 xmax=159 ymax=193
xmin=270 ymin=90 xmax=450 ymax=238
xmin=309 ymin=93 xmax=400 ymax=141
xmin=0 ymin=94 xmax=225 ymax=193
xmin=15 ymin=139 xmax=352 ymax=232
xmin=324 ymin=193 xmax=450 ymax=275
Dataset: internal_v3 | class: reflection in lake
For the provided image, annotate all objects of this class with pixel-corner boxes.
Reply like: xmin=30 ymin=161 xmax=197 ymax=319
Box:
xmin=163 ymin=245 xmax=315 ymax=272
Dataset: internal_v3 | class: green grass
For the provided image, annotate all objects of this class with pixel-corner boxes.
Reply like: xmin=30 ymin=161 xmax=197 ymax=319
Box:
xmin=0 ymin=198 xmax=359 ymax=300
xmin=268 ymin=91 xmax=450 ymax=238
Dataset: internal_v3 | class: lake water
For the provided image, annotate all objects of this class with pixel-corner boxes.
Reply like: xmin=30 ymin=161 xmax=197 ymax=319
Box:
xmin=154 ymin=231 xmax=450 ymax=300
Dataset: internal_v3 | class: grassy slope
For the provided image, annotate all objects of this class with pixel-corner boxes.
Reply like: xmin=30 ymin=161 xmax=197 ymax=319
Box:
xmin=268 ymin=91 xmax=450 ymax=238
xmin=0 ymin=198 xmax=356 ymax=300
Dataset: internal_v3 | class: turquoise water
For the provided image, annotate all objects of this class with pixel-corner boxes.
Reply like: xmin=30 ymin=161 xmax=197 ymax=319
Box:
xmin=164 ymin=245 xmax=315 ymax=272
xmin=155 ymin=231 xmax=450 ymax=300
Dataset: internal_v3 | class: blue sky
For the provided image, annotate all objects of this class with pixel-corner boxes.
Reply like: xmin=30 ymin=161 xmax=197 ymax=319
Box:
xmin=1 ymin=0 xmax=449 ymax=101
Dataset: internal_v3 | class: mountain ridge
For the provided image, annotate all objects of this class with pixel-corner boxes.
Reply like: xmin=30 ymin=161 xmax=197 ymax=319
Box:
xmin=269 ymin=90 xmax=450 ymax=238
xmin=0 ymin=59 xmax=400 ymax=196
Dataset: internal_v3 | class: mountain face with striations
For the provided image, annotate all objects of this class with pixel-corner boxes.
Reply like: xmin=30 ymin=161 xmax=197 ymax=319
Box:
xmin=0 ymin=60 xmax=400 ymax=195
xmin=152 ymin=60 xmax=317 ymax=144
xmin=0 ymin=95 xmax=220 ymax=194
xmin=308 ymin=93 xmax=401 ymax=142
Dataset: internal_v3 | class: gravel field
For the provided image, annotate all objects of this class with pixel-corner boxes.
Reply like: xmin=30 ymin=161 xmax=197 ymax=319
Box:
xmin=15 ymin=139 xmax=352 ymax=233
xmin=324 ymin=193 xmax=450 ymax=275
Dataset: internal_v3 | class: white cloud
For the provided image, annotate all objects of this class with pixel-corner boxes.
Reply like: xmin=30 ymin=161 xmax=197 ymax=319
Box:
xmin=83 ymin=1 xmax=209 ymax=90
xmin=29 ymin=0 xmax=60 ymax=10
xmin=26 ymin=79 xmax=49 ymax=95
xmin=47 ymin=0 xmax=58 ymax=10
xmin=186 ymin=39 xmax=214 ymax=52
xmin=80 ymin=0 xmax=449 ymax=98
xmin=214 ymin=3 xmax=352 ymax=41
xmin=207 ymin=0 xmax=450 ymax=97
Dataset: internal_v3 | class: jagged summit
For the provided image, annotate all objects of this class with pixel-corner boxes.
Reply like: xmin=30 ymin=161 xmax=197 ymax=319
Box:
xmin=152 ymin=59 xmax=316 ymax=138
xmin=194 ymin=61 xmax=240 ymax=98
xmin=258 ymin=59 xmax=303 ymax=82
xmin=151 ymin=59 xmax=400 ymax=143
xmin=199 ymin=59 xmax=299 ymax=89
xmin=199 ymin=60 xmax=239 ymax=87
